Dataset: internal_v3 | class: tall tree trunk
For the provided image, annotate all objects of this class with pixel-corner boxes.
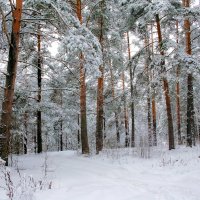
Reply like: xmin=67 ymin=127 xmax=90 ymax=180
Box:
xmin=152 ymin=94 xmax=157 ymax=146
xmin=0 ymin=0 xmax=23 ymax=165
xmin=155 ymin=14 xmax=175 ymax=150
xmin=37 ymin=25 xmax=42 ymax=153
xmin=183 ymin=0 xmax=194 ymax=147
xmin=144 ymin=30 xmax=152 ymax=146
xmin=122 ymin=72 xmax=129 ymax=147
xmin=127 ymin=32 xmax=135 ymax=147
xmin=151 ymin=23 xmax=157 ymax=146
xmin=96 ymin=69 xmax=104 ymax=153
xmin=77 ymin=0 xmax=89 ymax=154
xmin=109 ymin=61 xmax=120 ymax=144
xmin=176 ymin=20 xmax=182 ymax=145
xmin=96 ymin=0 xmax=105 ymax=154
xmin=147 ymin=93 xmax=152 ymax=146
xmin=176 ymin=68 xmax=181 ymax=146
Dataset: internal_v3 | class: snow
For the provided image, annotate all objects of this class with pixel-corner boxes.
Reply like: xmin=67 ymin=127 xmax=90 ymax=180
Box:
xmin=1 ymin=147 xmax=200 ymax=200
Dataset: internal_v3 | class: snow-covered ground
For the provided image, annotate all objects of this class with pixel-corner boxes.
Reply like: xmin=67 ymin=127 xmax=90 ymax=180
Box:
xmin=1 ymin=146 xmax=200 ymax=200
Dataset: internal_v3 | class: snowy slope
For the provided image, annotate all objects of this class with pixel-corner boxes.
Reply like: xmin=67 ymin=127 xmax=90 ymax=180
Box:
xmin=1 ymin=147 xmax=200 ymax=200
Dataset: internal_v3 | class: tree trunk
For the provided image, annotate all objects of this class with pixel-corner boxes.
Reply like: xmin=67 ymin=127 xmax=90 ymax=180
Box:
xmin=60 ymin=91 xmax=63 ymax=151
xmin=122 ymin=72 xmax=129 ymax=147
xmin=176 ymin=20 xmax=182 ymax=145
xmin=155 ymin=14 xmax=175 ymax=150
xmin=152 ymin=94 xmax=157 ymax=146
xmin=0 ymin=0 xmax=23 ymax=165
xmin=186 ymin=73 xmax=194 ymax=147
xmin=150 ymin=24 xmax=157 ymax=146
xmin=23 ymin=111 xmax=28 ymax=154
xmin=183 ymin=0 xmax=195 ymax=147
xmin=77 ymin=0 xmax=89 ymax=154
xmin=176 ymin=67 xmax=181 ymax=145
xmin=109 ymin=61 xmax=120 ymax=144
xmin=37 ymin=25 xmax=42 ymax=153
xmin=60 ymin=121 xmax=63 ymax=151
xmin=96 ymin=0 xmax=105 ymax=154
xmin=144 ymin=30 xmax=152 ymax=146
xmin=96 ymin=69 xmax=104 ymax=153
xmin=77 ymin=114 xmax=80 ymax=147
xmin=127 ymin=32 xmax=135 ymax=147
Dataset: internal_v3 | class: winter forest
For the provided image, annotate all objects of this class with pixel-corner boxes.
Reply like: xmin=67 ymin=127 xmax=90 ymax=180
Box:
xmin=0 ymin=0 xmax=200 ymax=199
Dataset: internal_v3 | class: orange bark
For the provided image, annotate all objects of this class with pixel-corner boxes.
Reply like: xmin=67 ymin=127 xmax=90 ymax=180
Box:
xmin=76 ymin=0 xmax=89 ymax=154
xmin=155 ymin=14 xmax=175 ymax=150
xmin=96 ymin=0 xmax=105 ymax=154
xmin=0 ymin=0 xmax=23 ymax=165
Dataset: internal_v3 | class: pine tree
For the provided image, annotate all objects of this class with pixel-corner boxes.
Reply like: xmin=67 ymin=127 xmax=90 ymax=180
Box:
xmin=37 ymin=25 xmax=42 ymax=153
xmin=155 ymin=14 xmax=175 ymax=150
xmin=76 ymin=0 xmax=90 ymax=154
xmin=96 ymin=0 xmax=105 ymax=154
xmin=183 ymin=0 xmax=195 ymax=147
xmin=0 ymin=0 xmax=23 ymax=165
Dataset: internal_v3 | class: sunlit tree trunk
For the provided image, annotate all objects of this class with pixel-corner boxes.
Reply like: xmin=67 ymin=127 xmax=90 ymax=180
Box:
xmin=155 ymin=14 xmax=175 ymax=150
xmin=96 ymin=0 xmax=105 ymax=154
xmin=183 ymin=0 xmax=195 ymax=147
xmin=0 ymin=0 xmax=23 ymax=165
xmin=77 ymin=0 xmax=89 ymax=154
xmin=127 ymin=32 xmax=135 ymax=147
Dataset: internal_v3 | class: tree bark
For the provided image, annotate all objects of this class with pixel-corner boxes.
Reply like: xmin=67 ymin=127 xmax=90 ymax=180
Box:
xmin=122 ymin=72 xmax=129 ymax=147
xmin=0 ymin=0 xmax=23 ymax=165
xmin=60 ymin=91 xmax=63 ymax=151
xmin=96 ymin=0 xmax=105 ymax=154
xmin=150 ymin=24 xmax=157 ymax=146
xmin=37 ymin=25 xmax=42 ymax=153
xmin=152 ymin=94 xmax=157 ymax=146
xmin=23 ymin=111 xmax=28 ymax=154
xmin=176 ymin=67 xmax=181 ymax=145
xmin=127 ymin=32 xmax=135 ymax=147
xmin=96 ymin=70 xmax=104 ymax=153
xmin=176 ymin=20 xmax=182 ymax=145
xmin=187 ymin=73 xmax=194 ymax=147
xmin=77 ymin=114 xmax=80 ymax=147
xmin=144 ymin=30 xmax=153 ymax=146
xmin=183 ymin=0 xmax=195 ymax=147
xmin=77 ymin=0 xmax=89 ymax=154
xmin=109 ymin=61 xmax=120 ymax=144
xmin=155 ymin=14 xmax=175 ymax=150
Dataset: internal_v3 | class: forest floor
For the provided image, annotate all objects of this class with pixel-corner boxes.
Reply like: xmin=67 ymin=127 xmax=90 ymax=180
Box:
xmin=0 ymin=146 xmax=200 ymax=200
